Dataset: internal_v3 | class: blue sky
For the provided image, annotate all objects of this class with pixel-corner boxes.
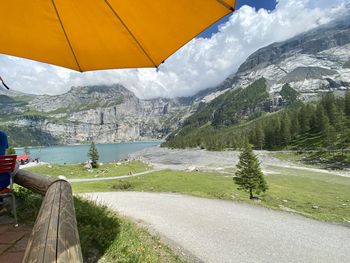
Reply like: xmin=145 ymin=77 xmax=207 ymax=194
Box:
xmin=199 ymin=0 xmax=277 ymax=38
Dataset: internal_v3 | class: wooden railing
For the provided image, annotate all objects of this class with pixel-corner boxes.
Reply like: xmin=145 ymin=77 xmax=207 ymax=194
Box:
xmin=14 ymin=169 xmax=83 ymax=263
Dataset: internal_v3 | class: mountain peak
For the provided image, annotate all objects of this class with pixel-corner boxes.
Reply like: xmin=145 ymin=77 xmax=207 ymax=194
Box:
xmin=68 ymin=84 xmax=135 ymax=96
xmin=238 ymin=14 xmax=350 ymax=74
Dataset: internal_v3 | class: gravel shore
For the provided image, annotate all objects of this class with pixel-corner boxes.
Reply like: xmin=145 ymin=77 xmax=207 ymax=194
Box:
xmin=130 ymin=147 xmax=350 ymax=177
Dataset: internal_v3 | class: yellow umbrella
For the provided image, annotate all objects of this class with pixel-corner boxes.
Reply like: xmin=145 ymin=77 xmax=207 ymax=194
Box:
xmin=0 ymin=0 xmax=236 ymax=72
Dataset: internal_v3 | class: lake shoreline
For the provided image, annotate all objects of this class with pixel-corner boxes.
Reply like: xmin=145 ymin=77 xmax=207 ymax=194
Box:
xmin=14 ymin=140 xmax=162 ymax=150
xmin=14 ymin=142 xmax=160 ymax=164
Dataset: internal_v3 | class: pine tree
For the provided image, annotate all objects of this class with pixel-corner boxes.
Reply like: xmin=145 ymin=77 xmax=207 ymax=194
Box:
xmin=290 ymin=112 xmax=300 ymax=138
xmin=314 ymin=104 xmax=329 ymax=133
xmin=88 ymin=142 xmax=99 ymax=168
xmin=298 ymin=105 xmax=311 ymax=133
xmin=233 ymin=143 xmax=268 ymax=199
xmin=254 ymin=123 xmax=265 ymax=150
xmin=345 ymin=91 xmax=350 ymax=117
xmin=322 ymin=93 xmax=341 ymax=129
xmin=280 ymin=112 xmax=291 ymax=146
xmin=338 ymin=127 xmax=350 ymax=155
xmin=324 ymin=126 xmax=337 ymax=151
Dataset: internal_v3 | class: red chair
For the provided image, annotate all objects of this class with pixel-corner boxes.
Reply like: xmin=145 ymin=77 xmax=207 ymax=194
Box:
xmin=0 ymin=155 xmax=18 ymax=227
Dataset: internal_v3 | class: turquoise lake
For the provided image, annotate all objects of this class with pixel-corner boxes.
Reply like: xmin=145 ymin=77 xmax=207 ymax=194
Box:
xmin=15 ymin=141 xmax=160 ymax=164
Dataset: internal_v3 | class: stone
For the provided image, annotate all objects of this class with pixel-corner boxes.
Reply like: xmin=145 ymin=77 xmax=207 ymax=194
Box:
xmin=84 ymin=163 xmax=92 ymax=169
xmin=312 ymin=205 xmax=319 ymax=209
xmin=282 ymin=200 xmax=288 ymax=203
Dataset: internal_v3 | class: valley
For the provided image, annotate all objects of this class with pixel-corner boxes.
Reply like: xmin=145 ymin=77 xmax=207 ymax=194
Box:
xmin=2 ymin=3 xmax=350 ymax=263
xmin=2 ymin=15 xmax=350 ymax=151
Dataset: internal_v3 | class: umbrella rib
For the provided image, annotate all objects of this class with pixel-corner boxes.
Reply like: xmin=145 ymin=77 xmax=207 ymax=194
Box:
xmin=103 ymin=0 xmax=158 ymax=68
xmin=216 ymin=0 xmax=235 ymax=11
xmin=51 ymin=0 xmax=82 ymax=72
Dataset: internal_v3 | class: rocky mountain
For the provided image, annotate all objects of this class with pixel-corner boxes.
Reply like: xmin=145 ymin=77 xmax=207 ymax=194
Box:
xmin=0 ymin=85 xmax=194 ymax=146
xmin=196 ymin=14 xmax=350 ymax=104
xmin=2 ymin=14 xmax=350 ymax=147
xmin=164 ymin=14 xmax=350 ymax=148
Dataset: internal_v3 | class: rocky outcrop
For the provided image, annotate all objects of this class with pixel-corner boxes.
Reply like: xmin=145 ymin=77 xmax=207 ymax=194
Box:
xmin=344 ymin=59 xmax=350 ymax=69
xmin=5 ymin=85 xmax=193 ymax=144
xmin=198 ymin=14 xmax=350 ymax=102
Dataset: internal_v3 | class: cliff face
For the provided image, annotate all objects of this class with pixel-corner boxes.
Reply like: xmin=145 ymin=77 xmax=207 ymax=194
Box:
xmin=1 ymin=85 xmax=193 ymax=145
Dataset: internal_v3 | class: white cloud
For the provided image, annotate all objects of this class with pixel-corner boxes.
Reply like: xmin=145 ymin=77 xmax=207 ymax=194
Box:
xmin=0 ymin=0 xmax=348 ymax=99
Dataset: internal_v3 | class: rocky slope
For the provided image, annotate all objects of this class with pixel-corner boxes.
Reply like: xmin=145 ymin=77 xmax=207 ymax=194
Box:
xmin=196 ymin=14 xmax=350 ymax=104
xmin=0 ymin=85 xmax=194 ymax=145
xmin=164 ymin=14 xmax=350 ymax=148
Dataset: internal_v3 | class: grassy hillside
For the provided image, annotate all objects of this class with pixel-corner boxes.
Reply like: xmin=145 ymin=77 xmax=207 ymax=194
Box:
xmin=164 ymin=78 xmax=271 ymax=149
xmin=164 ymin=84 xmax=350 ymax=166
xmin=164 ymin=78 xmax=290 ymax=150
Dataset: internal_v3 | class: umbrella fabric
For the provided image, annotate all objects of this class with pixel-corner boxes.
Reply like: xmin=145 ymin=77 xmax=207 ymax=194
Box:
xmin=0 ymin=0 xmax=235 ymax=72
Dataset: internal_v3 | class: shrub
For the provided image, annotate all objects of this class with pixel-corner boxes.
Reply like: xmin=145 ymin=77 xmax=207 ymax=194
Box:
xmin=112 ymin=180 xmax=133 ymax=190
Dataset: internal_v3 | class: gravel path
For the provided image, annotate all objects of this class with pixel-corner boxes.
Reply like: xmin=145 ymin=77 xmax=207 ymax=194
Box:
xmin=130 ymin=147 xmax=350 ymax=177
xmin=68 ymin=169 xmax=158 ymax=182
xmin=84 ymin=192 xmax=350 ymax=263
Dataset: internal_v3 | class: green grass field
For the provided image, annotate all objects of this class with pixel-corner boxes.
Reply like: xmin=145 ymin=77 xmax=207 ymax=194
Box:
xmin=72 ymin=168 xmax=350 ymax=224
xmin=25 ymin=161 xmax=150 ymax=179
xmin=18 ymin=161 xmax=350 ymax=261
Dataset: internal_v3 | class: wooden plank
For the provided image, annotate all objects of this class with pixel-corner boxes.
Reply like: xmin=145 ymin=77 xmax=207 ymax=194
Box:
xmin=21 ymin=181 xmax=83 ymax=263
xmin=14 ymin=169 xmax=58 ymax=195
xmin=43 ymin=183 xmax=61 ymax=263
xmin=22 ymin=183 xmax=60 ymax=262
xmin=57 ymin=182 xmax=83 ymax=263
